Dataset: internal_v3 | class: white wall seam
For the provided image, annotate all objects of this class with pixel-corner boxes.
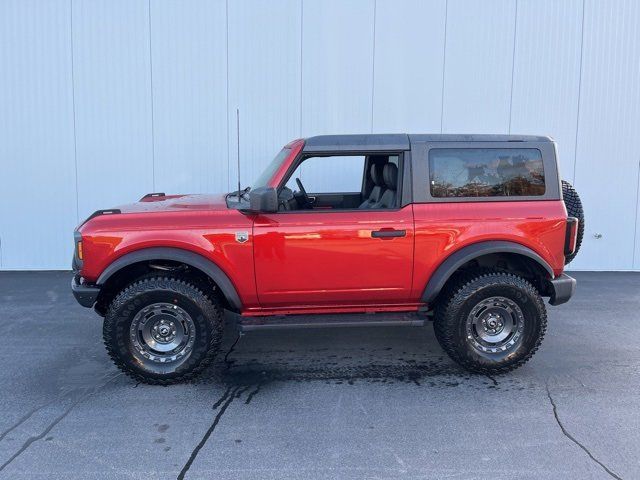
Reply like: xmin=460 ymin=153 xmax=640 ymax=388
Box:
xmin=147 ymin=0 xmax=156 ymax=191
xmin=507 ymin=0 xmax=518 ymax=134
xmin=225 ymin=0 xmax=230 ymax=192
xmin=70 ymin=0 xmax=79 ymax=224
xmin=299 ymin=0 xmax=304 ymax=139
xmin=439 ymin=0 xmax=448 ymax=134
xmin=633 ymin=158 xmax=640 ymax=268
xmin=572 ymin=0 xmax=586 ymax=185
xmin=370 ymin=0 xmax=377 ymax=133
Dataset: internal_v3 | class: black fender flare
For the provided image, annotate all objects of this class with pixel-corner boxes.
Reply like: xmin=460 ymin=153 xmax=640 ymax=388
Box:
xmin=421 ymin=241 xmax=554 ymax=304
xmin=97 ymin=247 xmax=242 ymax=311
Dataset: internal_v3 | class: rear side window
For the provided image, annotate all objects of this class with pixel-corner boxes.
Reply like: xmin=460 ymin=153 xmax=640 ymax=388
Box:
xmin=429 ymin=148 xmax=545 ymax=198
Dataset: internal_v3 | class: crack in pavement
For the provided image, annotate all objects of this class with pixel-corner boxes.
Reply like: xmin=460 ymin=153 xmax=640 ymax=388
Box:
xmin=0 ymin=399 xmax=57 ymax=443
xmin=0 ymin=372 xmax=122 ymax=473
xmin=177 ymin=385 xmax=249 ymax=480
xmin=545 ymin=384 xmax=623 ymax=480
xmin=223 ymin=332 xmax=242 ymax=367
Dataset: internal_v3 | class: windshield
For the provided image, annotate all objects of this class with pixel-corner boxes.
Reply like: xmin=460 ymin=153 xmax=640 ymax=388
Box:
xmin=251 ymin=148 xmax=290 ymax=190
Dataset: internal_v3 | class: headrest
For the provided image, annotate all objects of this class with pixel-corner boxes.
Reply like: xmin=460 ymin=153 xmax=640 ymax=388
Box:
xmin=383 ymin=163 xmax=398 ymax=190
xmin=370 ymin=163 xmax=385 ymax=187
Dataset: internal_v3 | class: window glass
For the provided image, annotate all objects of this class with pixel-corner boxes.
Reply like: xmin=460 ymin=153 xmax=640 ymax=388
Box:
xmin=429 ymin=148 xmax=545 ymax=198
xmin=286 ymin=155 xmax=365 ymax=193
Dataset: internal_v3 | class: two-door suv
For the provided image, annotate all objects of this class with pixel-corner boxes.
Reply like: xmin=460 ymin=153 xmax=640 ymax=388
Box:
xmin=72 ymin=134 xmax=583 ymax=384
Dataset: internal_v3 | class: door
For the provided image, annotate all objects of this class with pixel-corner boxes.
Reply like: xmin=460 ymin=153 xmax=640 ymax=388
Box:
xmin=253 ymin=206 xmax=414 ymax=308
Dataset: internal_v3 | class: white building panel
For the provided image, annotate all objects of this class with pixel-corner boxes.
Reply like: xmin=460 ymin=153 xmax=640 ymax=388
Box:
xmin=72 ymin=0 xmax=154 ymax=219
xmin=300 ymin=0 xmax=375 ymax=191
xmin=301 ymin=0 xmax=374 ymax=136
xmin=151 ymin=0 xmax=228 ymax=195
xmin=228 ymin=0 xmax=302 ymax=190
xmin=572 ymin=0 xmax=640 ymax=271
xmin=1 ymin=0 xmax=640 ymax=270
xmin=372 ymin=0 xmax=446 ymax=133
xmin=510 ymin=0 xmax=583 ymax=181
xmin=0 ymin=0 xmax=76 ymax=269
xmin=441 ymin=0 xmax=516 ymax=134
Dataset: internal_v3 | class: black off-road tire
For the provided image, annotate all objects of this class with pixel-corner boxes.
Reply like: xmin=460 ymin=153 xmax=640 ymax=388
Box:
xmin=562 ymin=180 xmax=584 ymax=264
xmin=103 ymin=275 xmax=224 ymax=385
xmin=434 ymin=271 xmax=547 ymax=374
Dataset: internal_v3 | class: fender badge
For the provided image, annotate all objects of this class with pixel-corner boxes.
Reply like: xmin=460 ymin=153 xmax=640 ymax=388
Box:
xmin=235 ymin=231 xmax=249 ymax=243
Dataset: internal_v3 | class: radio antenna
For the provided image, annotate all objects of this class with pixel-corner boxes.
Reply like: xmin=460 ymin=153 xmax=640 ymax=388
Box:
xmin=236 ymin=108 xmax=241 ymax=199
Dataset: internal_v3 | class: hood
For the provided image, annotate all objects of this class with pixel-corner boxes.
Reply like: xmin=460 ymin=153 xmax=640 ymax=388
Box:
xmin=114 ymin=193 xmax=229 ymax=214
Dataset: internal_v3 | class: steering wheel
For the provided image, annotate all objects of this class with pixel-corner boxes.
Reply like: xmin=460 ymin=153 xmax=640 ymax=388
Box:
xmin=295 ymin=177 xmax=313 ymax=209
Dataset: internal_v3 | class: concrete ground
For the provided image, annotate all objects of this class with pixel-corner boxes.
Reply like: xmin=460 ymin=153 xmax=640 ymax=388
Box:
xmin=0 ymin=271 xmax=638 ymax=480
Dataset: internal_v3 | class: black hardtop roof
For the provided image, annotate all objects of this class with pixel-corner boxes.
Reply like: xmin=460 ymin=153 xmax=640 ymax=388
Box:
xmin=303 ymin=133 xmax=553 ymax=152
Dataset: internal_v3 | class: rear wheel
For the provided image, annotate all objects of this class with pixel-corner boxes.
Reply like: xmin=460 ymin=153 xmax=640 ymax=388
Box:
xmin=434 ymin=271 xmax=546 ymax=374
xmin=103 ymin=276 xmax=224 ymax=384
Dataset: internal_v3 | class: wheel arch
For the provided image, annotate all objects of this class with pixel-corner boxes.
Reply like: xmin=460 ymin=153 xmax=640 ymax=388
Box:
xmin=421 ymin=241 xmax=554 ymax=304
xmin=96 ymin=247 xmax=242 ymax=312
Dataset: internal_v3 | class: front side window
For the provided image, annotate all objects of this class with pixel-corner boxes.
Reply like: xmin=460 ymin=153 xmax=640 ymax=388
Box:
xmin=429 ymin=148 xmax=545 ymax=198
xmin=285 ymin=155 xmax=365 ymax=193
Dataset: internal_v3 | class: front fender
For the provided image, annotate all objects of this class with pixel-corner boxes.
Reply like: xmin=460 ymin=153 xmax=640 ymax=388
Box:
xmin=96 ymin=247 xmax=243 ymax=311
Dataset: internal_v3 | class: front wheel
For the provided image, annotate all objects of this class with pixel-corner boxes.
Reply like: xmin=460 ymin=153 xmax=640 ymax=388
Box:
xmin=433 ymin=271 xmax=547 ymax=374
xmin=103 ymin=276 xmax=224 ymax=384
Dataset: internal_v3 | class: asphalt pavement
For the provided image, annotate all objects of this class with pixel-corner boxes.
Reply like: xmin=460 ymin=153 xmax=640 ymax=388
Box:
xmin=0 ymin=271 xmax=638 ymax=479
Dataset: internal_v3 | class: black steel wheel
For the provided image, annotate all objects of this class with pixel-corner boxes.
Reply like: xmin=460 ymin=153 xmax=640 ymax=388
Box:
xmin=434 ymin=270 xmax=547 ymax=374
xmin=103 ymin=276 xmax=224 ymax=384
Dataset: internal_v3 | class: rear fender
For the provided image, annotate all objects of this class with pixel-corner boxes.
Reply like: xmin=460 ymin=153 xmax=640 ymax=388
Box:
xmin=421 ymin=241 xmax=554 ymax=304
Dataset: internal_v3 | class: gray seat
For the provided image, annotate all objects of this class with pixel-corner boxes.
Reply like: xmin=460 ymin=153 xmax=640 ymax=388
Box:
xmin=359 ymin=163 xmax=386 ymax=209
xmin=372 ymin=163 xmax=398 ymax=209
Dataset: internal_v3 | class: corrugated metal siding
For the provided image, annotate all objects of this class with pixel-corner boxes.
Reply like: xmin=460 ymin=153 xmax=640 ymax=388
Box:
xmin=0 ymin=0 xmax=76 ymax=269
xmin=72 ymin=0 xmax=154 ymax=221
xmin=510 ymin=0 xmax=583 ymax=181
xmin=572 ymin=0 xmax=640 ymax=270
xmin=228 ymin=0 xmax=301 ymax=190
xmin=372 ymin=0 xmax=446 ymax=133
xmin=151 ymin=0 xmax=228 ymax=195
xmin=441 ymin=0 xmax=516 ymax=134
xmin=0 ymin=0 xmax=639 ymax=270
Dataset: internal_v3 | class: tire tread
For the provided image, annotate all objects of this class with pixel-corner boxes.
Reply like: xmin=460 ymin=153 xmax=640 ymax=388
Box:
xmin=103 ymin=275 xmax=224 ymax=385
xmin=434 ymin=270 xmax=547 ymax=374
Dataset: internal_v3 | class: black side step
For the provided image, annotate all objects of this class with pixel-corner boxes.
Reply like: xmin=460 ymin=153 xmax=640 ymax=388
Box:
xmin=237 ymin=312 xmax=425 ymax=331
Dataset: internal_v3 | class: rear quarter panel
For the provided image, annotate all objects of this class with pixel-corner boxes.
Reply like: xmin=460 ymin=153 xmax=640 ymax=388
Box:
xmin=410 ymin=200 xmax=567 ymax=301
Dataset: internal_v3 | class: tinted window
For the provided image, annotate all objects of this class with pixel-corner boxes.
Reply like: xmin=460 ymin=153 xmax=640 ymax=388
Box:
xmin=429 ymin=148 xmax=545 ymax=198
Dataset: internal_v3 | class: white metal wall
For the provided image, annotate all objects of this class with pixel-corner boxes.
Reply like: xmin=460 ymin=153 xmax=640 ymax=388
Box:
xmin=1 ymin=0 xmax=639 ymax=271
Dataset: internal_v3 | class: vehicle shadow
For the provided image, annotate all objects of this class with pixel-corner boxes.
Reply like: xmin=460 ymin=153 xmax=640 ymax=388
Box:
xmin=194 ymin=324 xmax=484 ymax=390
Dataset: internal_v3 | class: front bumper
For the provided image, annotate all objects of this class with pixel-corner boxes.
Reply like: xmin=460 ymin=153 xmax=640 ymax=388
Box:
xmin=548 ymin=273 xmax=576 ymax=306
xmin=71 ymin=275 xmax=101 ymax=308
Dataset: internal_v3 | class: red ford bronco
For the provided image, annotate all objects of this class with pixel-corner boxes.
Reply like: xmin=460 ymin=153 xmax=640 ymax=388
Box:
xmin=71 ymin=134 xmax=583 ymax=384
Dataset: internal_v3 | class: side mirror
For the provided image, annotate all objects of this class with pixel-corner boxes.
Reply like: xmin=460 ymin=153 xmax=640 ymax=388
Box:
xmin=242 ymin=186 xmax=278 ymax=214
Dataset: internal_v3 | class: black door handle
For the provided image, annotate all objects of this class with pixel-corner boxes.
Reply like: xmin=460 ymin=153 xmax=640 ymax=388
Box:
xmin=371 ymin=229 xmax=406 ymax=239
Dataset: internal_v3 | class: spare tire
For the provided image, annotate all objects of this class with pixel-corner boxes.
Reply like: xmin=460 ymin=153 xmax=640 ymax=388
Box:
xmin=561 ymin=180 xmax=584 ymax=264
